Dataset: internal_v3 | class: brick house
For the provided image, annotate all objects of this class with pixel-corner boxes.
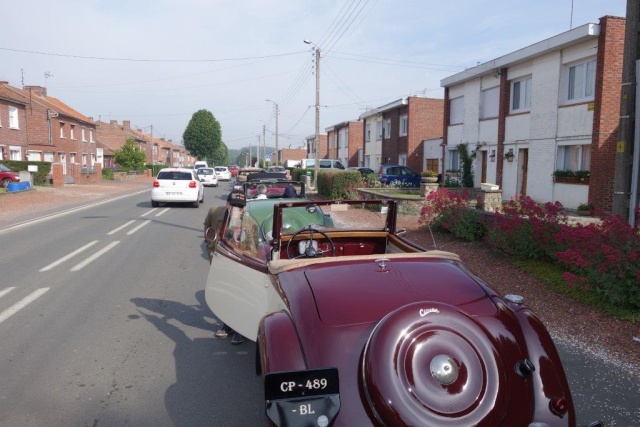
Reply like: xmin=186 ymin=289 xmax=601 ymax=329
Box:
xmin=277 ymin=147 xmax=307 ymax=167
xmin=0 ymin=84 xmax=28 ymax=161
xmin=440 ymin=16 xmax=624 ymax=211
xmin=305 ymin=133 xmax=328 ymax=160
xmin=95 ymin=120 xmax=148 ymax=169
xmin=374 ymin=96 xmax=444 ymax=174
xmin=0 ymin=83 xmax=97 ymax=179
xmin=325 ymin=120 xmax=364 ymax=167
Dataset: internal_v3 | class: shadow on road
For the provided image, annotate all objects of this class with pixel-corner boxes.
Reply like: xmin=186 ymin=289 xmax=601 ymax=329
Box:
xmin=130 ymin=291 xmax=263 ymax=426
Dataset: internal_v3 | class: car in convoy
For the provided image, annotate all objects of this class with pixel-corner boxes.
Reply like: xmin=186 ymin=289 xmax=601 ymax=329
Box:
xmin=236 ymin=166 xmax=265 ymax=182
xmin=214 ymin=166 xmax=232 ymax=181
xmin=0 ymin=163 xmax=20 ymax=187
xmin=194 ymin=160 xmax=208 ymax=170
xmin=319 ymin=159 xmax=345 ymax=170
xmin=204 ymin=197 xmax=578 ymax=426
xmin=151 ymin=167 xmax=204 ymax=208
xmin=195 ymin=167 xmax=218 ymax=187
xmin=378 ymin=164 xmax=422 ymax=187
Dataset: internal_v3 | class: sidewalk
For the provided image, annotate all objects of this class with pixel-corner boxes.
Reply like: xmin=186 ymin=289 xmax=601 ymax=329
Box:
xmin=0 ymin=177 xmax=153 ymax=230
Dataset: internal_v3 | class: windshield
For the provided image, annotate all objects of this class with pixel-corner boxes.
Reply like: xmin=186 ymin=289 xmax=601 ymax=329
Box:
xmin=0 ymin=164 xmax=12 ymax=172
xmin=274 ymin=200 xmax=393 ymax=239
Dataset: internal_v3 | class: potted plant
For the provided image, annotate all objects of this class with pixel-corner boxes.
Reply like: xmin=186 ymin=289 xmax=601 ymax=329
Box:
xmin=504 ymin=151 xmax=515 ymax=162
xmin=421 ymin=170 xmax=438 ymax=183
xmin=576 ymin=203 xmax=593 ymax=216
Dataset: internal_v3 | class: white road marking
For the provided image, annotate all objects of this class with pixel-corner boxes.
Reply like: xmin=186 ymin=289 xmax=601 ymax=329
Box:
xmin=70 ymin=241 xmax=121 ymax=271
xmin=0 ymin=288 xmax=49 ymax=325
xmin=140 ymin=208 xmax=157 ymax=217
xmin=126 ymin=220 xmax=151 ymax=235
xmin=107 ymin=220 xmax=136 ymax=235
xmin=156 ymin=208 xmax=170 ymax=217
xmin=39 ymin=241 xmax=99 ymax=272
xmin=0 ymin=287 xmax=16 ymax=299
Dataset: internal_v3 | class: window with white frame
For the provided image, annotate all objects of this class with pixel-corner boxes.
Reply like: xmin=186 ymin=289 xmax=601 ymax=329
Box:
xmin=383 ymin=118 xmax=391 ymax=138
xmin=448 ymin=149 xmax=460 ymax=171
xmin=376 ymin=121 xmax=382 ymax=139
xmin=449 ymin=96 xmax=464 ymax=124
xmin=27 ymin=151 xmax=41 ymax=161
xmin=8 ymin=106 xmax=19 ymax=129
xmin=399 ymin=114 xmax=408 ymax=136
xmin=70 ymin=152 xmax=76 ymax=164
xmin=399 ymin=153 xmax=407 ymax=166
xmin=82 ymin=128 xmax=87 ymax=142
xmin=481 ymin=86 xmax=499 ymax=119
xmin=82 ymin=153 xmax=87 ymax=166
xmin=510 ymin=76 xmax=532 ymax=112
xmin=70 ymin=124 xmax=76 ymax=140
xmin=365 ymin=123 xmax=371 ymax=142
xmin=59 ymin=122 xmax=66 ymax=138
xmin=10 ymin=145 xmax=22 ymax=160
xmin=556 ymin=144 xmax=591 ymax=171
xmin=44 ymin=152 xmax=54 ymax=162
xmin=89 ymin=130 xmax=94 ymax=143
xmin=566 ymin=58 xmax=596 ymax=102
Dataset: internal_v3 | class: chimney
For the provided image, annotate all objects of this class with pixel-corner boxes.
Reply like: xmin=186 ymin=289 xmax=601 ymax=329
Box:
xmin=123 ymin=120 xmax=131 ymax=131
xmin=24 ymin=85 xmax=47 ymax=97
xmin=88 ymin=116 xmax=94 ymax=122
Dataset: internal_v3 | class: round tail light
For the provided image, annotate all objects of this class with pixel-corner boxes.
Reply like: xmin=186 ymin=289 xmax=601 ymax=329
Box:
xmin=549 ymin=397 xmax=568 ymax=417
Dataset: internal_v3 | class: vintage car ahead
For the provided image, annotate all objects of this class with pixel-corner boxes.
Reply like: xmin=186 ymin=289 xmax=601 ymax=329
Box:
xmin=204 ymin=198 xmax=577 ymax=426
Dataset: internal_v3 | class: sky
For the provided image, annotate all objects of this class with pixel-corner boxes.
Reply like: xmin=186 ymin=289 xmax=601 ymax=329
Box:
xmin=0 ymin=0 xmax=627 ymax=151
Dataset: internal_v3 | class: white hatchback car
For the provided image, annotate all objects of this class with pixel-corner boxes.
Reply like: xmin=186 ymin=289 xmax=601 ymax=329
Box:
xmin=151 ymin=168 xmax=204 ymax=208
xmin=214 ymin=166 xmax=231 ymax=181
xmin=196 ymin=167 xmax=219 ymax=187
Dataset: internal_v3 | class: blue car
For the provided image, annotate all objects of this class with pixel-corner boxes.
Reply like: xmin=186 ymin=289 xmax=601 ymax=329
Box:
xmin=377 ymin=165 xmax=422 ymax=187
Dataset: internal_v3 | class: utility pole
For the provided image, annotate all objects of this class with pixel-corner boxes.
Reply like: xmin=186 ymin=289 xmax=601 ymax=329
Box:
xmin=304 ymin=39 xmax=321 ymax=189
xmin=266 ymin=100 xmax=279 ymax=165
xmin=150 ymin=124 xmax=154 ymax=165
xmin=263 ymin=124 xmax=267 ymax=167
xmin=613 ymin=0 xmax=640 ymax=223
xmin=257 ymin=134 xmax=261 ymax=167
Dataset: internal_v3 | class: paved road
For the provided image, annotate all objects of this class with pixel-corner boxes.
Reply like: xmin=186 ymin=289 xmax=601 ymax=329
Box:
xmin=0 ymin=182 xmax=263 ymax=426
xmin=0 ymin=182 xmax=638 ymax=426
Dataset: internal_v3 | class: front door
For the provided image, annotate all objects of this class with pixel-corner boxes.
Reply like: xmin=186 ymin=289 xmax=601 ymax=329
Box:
xmin=481 ymin=151 xmax=487 ymax=183
xmin=518 ymin=148 xmax=529 ymax=197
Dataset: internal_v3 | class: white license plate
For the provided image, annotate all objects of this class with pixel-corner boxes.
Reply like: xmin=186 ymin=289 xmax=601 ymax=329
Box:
xmin=166 ymin=192 xmax=182 ymax=196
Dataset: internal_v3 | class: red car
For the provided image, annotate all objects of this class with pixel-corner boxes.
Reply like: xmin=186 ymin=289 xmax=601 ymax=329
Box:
xmin=205 ymin=198 xmax=583 ymax=426
xmin=0 ymin=164 xmax=20 ymax=188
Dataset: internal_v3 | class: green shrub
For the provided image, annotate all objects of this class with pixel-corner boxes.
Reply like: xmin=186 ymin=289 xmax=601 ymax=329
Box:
xmin=317 ymin=170 xmax=361 ymax=200
xmin=102 ymin=167 xmax=115 ymax=180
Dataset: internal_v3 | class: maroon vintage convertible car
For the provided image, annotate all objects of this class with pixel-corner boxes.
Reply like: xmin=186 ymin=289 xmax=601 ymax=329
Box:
xmin=204 ymin=198 xmax=580 ymax=426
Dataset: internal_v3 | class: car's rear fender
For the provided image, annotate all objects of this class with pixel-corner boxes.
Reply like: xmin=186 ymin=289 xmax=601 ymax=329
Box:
xmin=511 ymin=303 xmax=576 ymax=425
xmin=257 ymin=311 xmax=306 ymax=375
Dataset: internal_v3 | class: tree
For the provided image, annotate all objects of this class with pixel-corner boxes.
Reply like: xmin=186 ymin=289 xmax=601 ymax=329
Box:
xmin=113 ymin=138 xmax=146 ymax=171
xmin=183 ymin=109 xmax=225 ymax=164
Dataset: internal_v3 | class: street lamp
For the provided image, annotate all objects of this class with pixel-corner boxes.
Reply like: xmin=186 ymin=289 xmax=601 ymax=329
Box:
xmin=266 ymin=99 xmax=279 ymax=165
xmin=304 ymin=39 xmax=320 ymax=189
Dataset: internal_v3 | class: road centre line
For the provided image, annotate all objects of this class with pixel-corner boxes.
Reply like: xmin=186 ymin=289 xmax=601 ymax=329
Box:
xmin=107 ymin=220 xmax=136 ymax=235
xmin=156 ymin=208 xmax=170 ymax=217
xmin=140 ymin=208 xmax=157 ymax=217
xmin=0 ymin=288 xmax=49 ymax=325
xmin=0 ymin=287 xmax=16 ymax=299
xmin=70 ymin=241 xmax=121 ymax=272
xmin=40 ymin=241 xmax=99 ymax=272
xmin=126 ymin=220 xmax=151 ymax=235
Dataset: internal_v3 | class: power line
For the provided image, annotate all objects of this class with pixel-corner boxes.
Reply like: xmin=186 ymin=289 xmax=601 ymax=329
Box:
xmin=0 ymin=46 xmax=307 ymax=63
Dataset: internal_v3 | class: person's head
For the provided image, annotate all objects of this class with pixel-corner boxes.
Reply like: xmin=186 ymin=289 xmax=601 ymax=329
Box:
xmin=227 ymin=189 xmax=246 ymax=209
xmin=257 ymin=184 xmax=267 ymax=195
xmin=283 ymin=184 xmax=297 ymax=198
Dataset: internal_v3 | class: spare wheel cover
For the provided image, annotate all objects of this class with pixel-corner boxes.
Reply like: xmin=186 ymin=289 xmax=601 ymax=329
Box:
xmin=361 ymin=302 xmax=507 ymax=426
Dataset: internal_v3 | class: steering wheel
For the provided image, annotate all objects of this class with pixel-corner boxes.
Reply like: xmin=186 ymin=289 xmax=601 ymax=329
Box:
xmin=286 ymin=225 xmax=336 ymax=259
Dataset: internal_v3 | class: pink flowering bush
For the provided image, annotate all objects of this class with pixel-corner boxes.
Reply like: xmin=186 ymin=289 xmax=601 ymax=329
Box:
xmin=419 ymin=188 xmax=486 ymax=242
xmin=484 ymin=196 xmax=566 ymax=260
xmin=555 ymin=215 xmax=640 ymax=308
